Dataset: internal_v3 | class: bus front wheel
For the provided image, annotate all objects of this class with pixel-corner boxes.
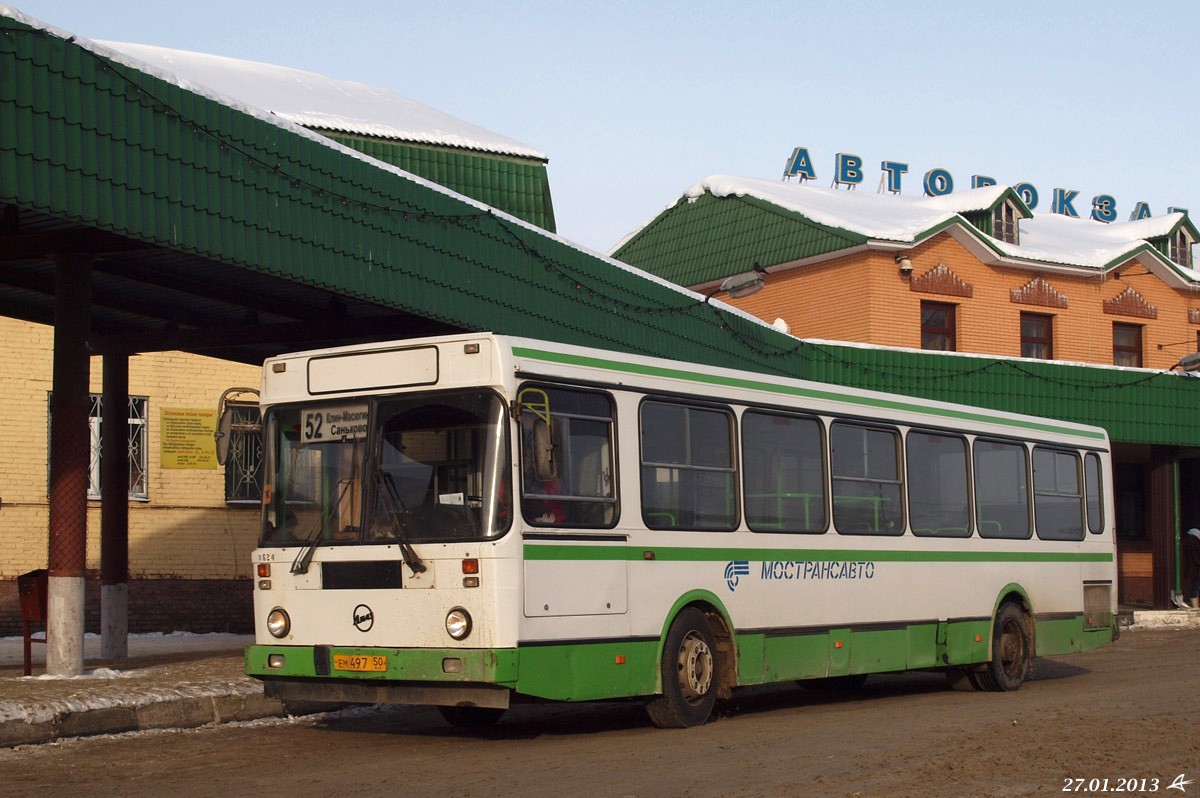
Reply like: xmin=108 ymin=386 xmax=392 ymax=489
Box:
xmin=645 ymin=608 xmax=719 ymax=728
xmin=975 ymin=602 xmax=1032 ymax=692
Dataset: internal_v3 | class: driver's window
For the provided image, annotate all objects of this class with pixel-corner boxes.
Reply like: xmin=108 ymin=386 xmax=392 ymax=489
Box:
xmin=519 ymin=386 xmax=617 ymax=528
xmin=369 ymin=392 xmax=505 ymax=542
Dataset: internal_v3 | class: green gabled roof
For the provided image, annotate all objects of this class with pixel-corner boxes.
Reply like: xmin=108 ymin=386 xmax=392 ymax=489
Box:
xmin=328 ymin=134 xmax=556 ymax=232
xmin=612 ymin=190 xmax=868 ymax=286
xmin=960 ymin=186 xmax=1033 ymax=239
xmin=1144 ymin=213 xmax=1200 ymax=261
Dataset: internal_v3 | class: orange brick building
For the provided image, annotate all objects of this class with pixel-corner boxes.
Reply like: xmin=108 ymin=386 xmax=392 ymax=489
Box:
xmin=613 ymin=175 xmax=1200 ymax=608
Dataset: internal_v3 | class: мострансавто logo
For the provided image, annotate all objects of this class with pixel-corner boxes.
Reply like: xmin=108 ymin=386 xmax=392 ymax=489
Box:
xmin=724 ymin=559 xmax=879 ymax=591
xmin=725 ymin=560 xmax=750 ymax=592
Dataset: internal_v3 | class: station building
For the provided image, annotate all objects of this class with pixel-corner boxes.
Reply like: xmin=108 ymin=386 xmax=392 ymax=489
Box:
xmin=612 ymin=174 xmax=1200 ymax=608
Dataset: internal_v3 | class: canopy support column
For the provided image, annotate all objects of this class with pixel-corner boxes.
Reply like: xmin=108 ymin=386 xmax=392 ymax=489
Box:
xmin=46 ymin=253 xmax=93 ymax=676
xmin=101 ymin=354 xmax=129 ymax=660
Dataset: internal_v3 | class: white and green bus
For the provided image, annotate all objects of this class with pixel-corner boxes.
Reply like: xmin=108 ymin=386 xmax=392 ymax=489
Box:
xmin=243 ymin=333 xmax=1117 ymax=728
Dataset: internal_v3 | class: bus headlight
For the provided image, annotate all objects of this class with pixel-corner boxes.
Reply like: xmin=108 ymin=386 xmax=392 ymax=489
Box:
xmin=267 ymin=607 xmax=291 ymax=638
xmin=445 ymin=607 xmax=472 ymax=640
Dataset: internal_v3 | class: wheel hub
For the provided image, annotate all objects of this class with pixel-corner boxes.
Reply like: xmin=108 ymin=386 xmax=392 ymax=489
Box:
xmin=677 ymin=631 xmax=713 ymax=703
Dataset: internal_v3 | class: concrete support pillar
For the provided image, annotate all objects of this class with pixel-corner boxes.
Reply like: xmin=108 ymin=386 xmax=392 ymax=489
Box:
xmin=46 ymin=253 xmax=92 ymax=676
xmin=101 ymin=354 xmax=129 ymax=660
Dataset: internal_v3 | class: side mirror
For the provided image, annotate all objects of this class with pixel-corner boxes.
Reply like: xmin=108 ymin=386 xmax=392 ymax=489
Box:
xmin=215 ymin=407 xmax=234 ymax=466
xmin=517 ymin=387 xmax=558 ymax=481
xmin=215 ymin=387 xmax=260 ymax=466
xmin=531 ymin=417 xmax=558 ymax=482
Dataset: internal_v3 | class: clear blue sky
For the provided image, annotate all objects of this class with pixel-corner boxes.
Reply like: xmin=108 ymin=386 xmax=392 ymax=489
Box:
xmin=11 ymin=1 xmax=1200 ymax=253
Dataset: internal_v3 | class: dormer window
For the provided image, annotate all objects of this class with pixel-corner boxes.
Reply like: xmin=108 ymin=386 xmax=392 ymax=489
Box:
xmin=992 ymin=201 xmax=1020 ymax=244
xmin=1169 ymin=227 xmax=1193 ymax=268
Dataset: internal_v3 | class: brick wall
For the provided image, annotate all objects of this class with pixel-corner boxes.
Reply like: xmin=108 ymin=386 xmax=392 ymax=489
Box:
xmin=0 ymin=575 xmax=254 ymax=636
xmin=728 ymin=231 xmax=1200 ymax=370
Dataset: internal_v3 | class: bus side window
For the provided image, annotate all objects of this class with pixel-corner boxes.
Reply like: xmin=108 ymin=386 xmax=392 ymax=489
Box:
xmin=830 ymin=422 xmax=903 ymax=535
xmin=907 ymin=431 xmax=970 ymax=537
xmin=742 ymin=411 xmax=826 ymax=533
xmin=1084 ymin=452 xmax=1104 ymax=534
xmin=974 ymin=439 xmax=1031 ymax=539
xmin=641 ymin=401 xmax=737 ymax=531
xmin=520 ymin=386 xmax=618 ymax=528
xmin=1032 ymin=447 xmax=1085 ymax=541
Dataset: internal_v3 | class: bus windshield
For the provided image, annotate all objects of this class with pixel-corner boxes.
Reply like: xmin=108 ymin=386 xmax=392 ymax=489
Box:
xmin=260 ymin=390 xmax=511 ymax=547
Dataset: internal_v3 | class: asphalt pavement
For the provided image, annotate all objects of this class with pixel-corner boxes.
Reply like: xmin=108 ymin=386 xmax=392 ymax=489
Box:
xmin=1 ymin=609 xmax=1197 ymax=747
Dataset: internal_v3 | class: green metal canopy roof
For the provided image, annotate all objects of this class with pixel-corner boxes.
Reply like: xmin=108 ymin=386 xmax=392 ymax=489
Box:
xmin=797 ymin=342 xmax=1195 ymax=447
xmin=1 ymin=9 xmax=1198 ymax=448
xmin=0 ymin=10 xmax=808 ymax=372
xmin=331 ymin=134 xmax=556 ymax=232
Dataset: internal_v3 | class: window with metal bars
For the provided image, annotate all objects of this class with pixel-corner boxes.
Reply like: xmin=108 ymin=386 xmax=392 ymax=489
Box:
xmin=48 ymin=393 xmax=148 ymax=500
xmin=224 ymin=403 xmax=264 ymax=504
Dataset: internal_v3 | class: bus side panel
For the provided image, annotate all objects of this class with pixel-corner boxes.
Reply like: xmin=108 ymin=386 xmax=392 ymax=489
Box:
xmin=1033 ymin=615 xmax=1114 ymax=657
xmin=847 ymin=628 xmax=906 ymax=674
xmin=735 ymin=632 xmax=766 ymax=684
xmin=904 ymin=623 xmax=940 ymax=670
xmin=756 ymin=626 xmax=925 ymax=682
xmin=945 ymin=618 xmax=992 ymax=665
xmin=754 ymin=633 xmax=827 ymax=683
xmin=515 ymin=640 xmax=657 ymax=701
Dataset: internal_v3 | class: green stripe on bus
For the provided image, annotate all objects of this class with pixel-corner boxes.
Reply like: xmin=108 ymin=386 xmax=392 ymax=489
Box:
xmin=511 ymin=345 xmax=1108 ymax=441
xmin=523 ymin=544 xmax=1114 ymax=564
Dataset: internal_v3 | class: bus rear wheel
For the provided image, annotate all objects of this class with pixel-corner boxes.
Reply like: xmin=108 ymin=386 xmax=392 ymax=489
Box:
xmin=645 ymin=608 xmax=719 ymax=728
xmin=438 ymin=705 xmax=506 ymax=728
xmin=975 ymin=602 xmax=1032 ymax=692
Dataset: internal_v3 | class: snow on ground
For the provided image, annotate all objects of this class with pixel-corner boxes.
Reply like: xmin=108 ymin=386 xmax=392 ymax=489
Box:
xmin=1127 ymin=611 xmax=1200 ymax=629
xmin=0 ymin=633 xmax=256 ymax=726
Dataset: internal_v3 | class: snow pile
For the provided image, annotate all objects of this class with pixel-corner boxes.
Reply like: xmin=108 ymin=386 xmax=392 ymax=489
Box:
xmin=685 ymin=175 xmax=966 ymax=242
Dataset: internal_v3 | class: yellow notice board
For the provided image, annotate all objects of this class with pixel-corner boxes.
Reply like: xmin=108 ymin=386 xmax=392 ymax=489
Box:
xmin=161 ymin=408 xmax=218 ymax=469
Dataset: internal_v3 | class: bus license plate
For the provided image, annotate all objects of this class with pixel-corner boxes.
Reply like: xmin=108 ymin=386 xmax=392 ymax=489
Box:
xmin=332 ymin=654 xmax=388 ymax=672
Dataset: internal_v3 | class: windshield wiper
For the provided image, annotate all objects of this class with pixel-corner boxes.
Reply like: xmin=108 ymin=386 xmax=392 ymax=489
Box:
xmin=289 ymin=478 xmax=353 ymax=575
xmin=377 ymin=472 xmax=427 ymax=575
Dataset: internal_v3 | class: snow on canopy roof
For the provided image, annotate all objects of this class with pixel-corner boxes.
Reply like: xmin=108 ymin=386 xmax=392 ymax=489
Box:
xmin=97 ymin=41 xmax=547 ymax=161
xmin=685 ymin=174 xmax=1191 ymax=272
